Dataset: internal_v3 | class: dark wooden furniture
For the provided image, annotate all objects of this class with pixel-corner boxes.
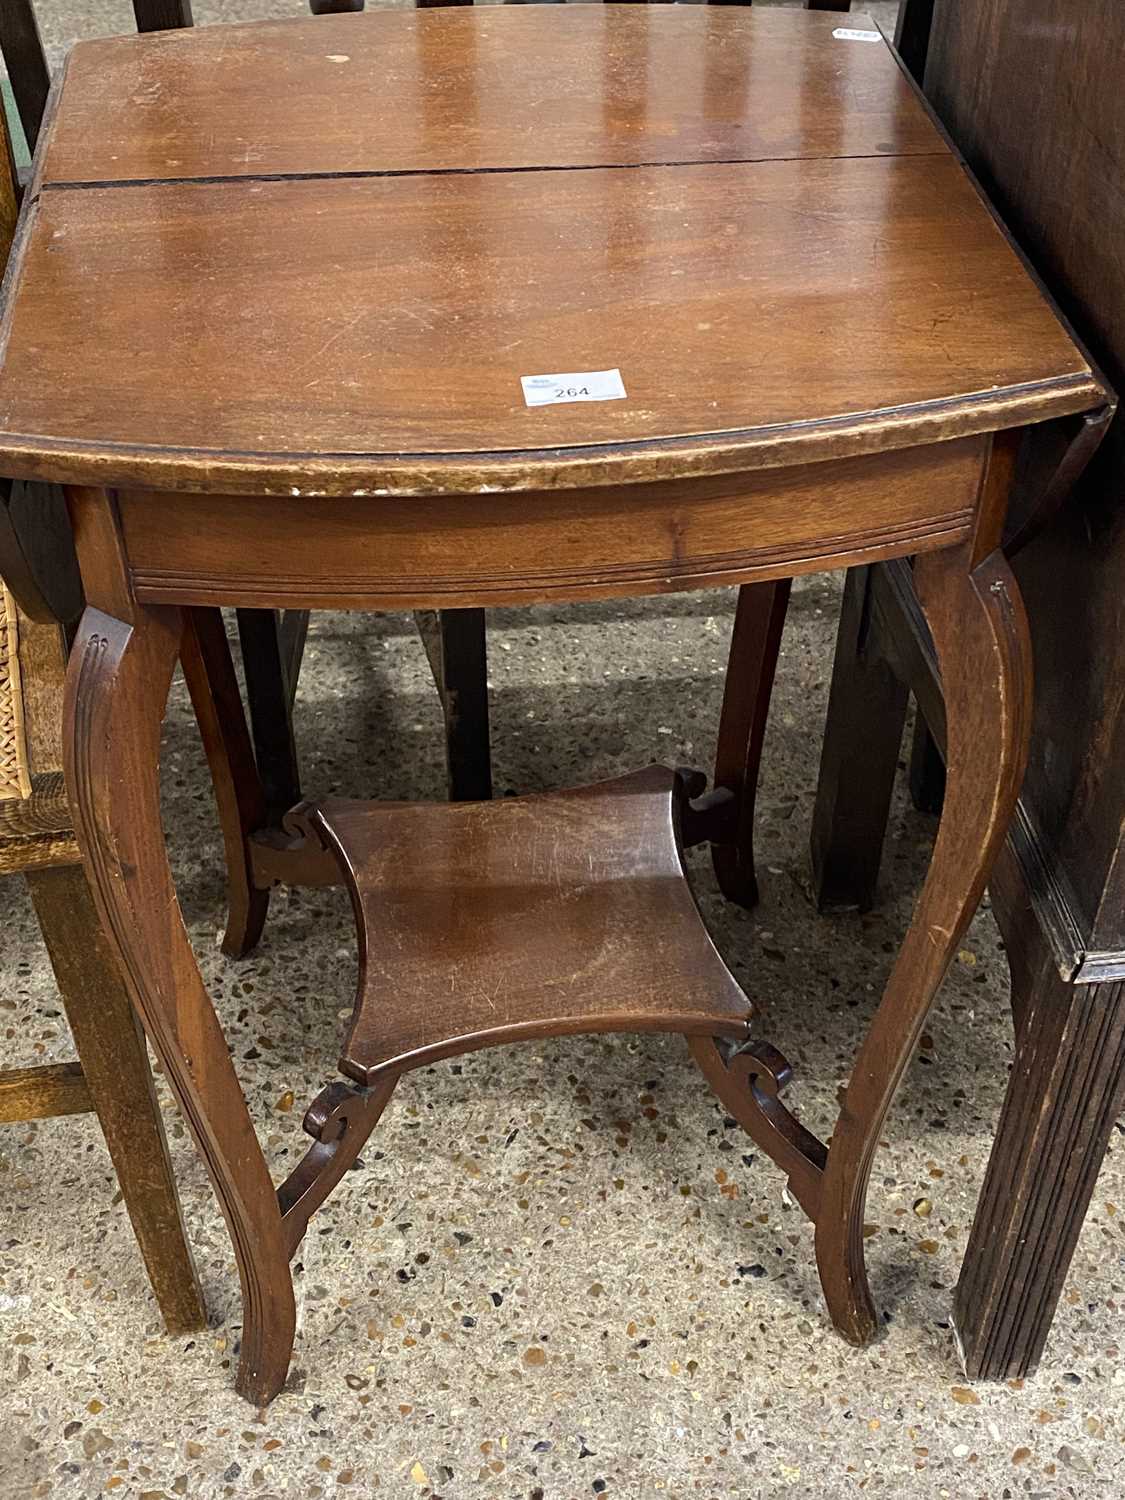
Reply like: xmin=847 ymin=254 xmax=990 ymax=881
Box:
xmin=807 ymin=0 xmax=1125 ymax=1382
xmin=2 ymin=4 xmax=1104 ymax=1402
xmin=0 ymin=89 xmax=204 ymax=1338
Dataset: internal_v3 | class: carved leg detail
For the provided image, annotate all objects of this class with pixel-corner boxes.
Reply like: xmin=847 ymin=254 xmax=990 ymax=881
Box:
xmin=690 ymin=1035 xmax=826 ymax=1218
xmin=65 ymin=604 xmax=296 ymax=1406
xmin=710 ymin=580 xmax=791 ymax=908
xmin=181 ymin=608 xmax=270 ymax=958
xmin=814 ymin=542 xmax=1032 ymax=1345
xmin=278 ymin=1075 xmax=399 ymax=1259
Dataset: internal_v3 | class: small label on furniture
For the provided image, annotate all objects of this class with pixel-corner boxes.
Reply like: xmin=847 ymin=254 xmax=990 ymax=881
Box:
xmin=832 ymin=28 xmax=882 ymax=42
xmin=521 ymin=370 xmax=627 ymax=407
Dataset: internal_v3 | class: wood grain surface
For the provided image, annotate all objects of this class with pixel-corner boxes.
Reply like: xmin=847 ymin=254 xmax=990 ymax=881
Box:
xmin=42 ymin=7 xmax=943 ymax=183
xmin=114 ymin=439 xmax=984 ymax=608
xmin=308 ymin=767 xmax=753 ymax=1083
xmin=0 ymin=152 xmax=1098 ymax=494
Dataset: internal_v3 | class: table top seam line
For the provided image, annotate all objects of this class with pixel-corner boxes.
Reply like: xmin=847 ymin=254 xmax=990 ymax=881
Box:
xmin=35 ymin=150 xmax=955 ymax=195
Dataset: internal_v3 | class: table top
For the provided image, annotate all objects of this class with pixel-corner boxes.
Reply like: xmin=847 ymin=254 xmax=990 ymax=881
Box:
xmin=0 ymin=6 xmax=1104 ymax=496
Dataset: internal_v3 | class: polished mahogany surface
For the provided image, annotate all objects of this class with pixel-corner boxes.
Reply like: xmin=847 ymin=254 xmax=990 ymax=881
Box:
xmin=43 ymin=7 xmax=945 ymax=180
xmin=311 ymin=768 xmax=754 ymax=1083
xmin=0 ymin=6 xmax=1102 ymax=494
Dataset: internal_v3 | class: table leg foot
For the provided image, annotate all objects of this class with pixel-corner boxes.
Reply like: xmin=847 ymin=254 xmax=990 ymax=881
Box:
xmin=710 ymin=580 xmax=791 ymax=909
xmin=814 ymin=541 xmax=1032 ymax=1345
xmin=65 ymin=603 xmax=296 ymax=1405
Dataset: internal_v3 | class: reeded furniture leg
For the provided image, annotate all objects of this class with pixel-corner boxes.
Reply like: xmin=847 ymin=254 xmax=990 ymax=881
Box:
xmin=64 ymin=601 xmax=296 ymax=1405
xmin=24 ymin=862 xmax=206 ymax=1335
xmin=181 ymin=608 xmax=270 ymax=957
xmin=810 ymin=565 xmax=910 ymax=914
xmin=953 ymin=892 xmax=1125 ymax=1378
xmin=814 ymin=535 xmax=1032 ymax=1343
xmin=710 ymin=580 xmax=791 ymax=908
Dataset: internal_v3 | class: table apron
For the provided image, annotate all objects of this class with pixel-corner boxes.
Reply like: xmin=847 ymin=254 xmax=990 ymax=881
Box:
xmin=114 ymin=438 xmax=985 ymax=611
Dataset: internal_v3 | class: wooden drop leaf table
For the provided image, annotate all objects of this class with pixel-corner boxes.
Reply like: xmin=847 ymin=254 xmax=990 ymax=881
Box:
xmin=0 ymin=6 xmax=1109 ymax=1403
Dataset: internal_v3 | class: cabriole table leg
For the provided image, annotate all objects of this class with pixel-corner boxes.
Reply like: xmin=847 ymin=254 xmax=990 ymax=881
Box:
xmin=815 ymin=534 xmax=1032 ymax=1342
xmin=63 ymin=595 xmax=297 ymax=1406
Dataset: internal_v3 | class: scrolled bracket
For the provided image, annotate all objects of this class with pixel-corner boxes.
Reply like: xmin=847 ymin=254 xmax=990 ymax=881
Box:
xmin=247 ymin=800 xmax=345 ymax=890
xmin=672 ymin=765 xmax=738 ymax=849
xmin=277 ymin=1074 xmax=398 ymax=1259
xmin=689 ymin=1033 xmax=827 ymax=1219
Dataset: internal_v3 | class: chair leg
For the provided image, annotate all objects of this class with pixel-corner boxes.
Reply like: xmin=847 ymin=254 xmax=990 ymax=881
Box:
xmin=24 ymin=863 xmax=207 ymax=1336
xmin=814 ymin=537 xmax=1032 ymax=1344
xmin=132 ymin=2 xmax=193 ymax=32
xmin=415 ymin=607 xmax=493 ymax=801
xmin=809 ymin=565 xmax=910 ymax=914
xmin=710 ymin=580 xmax=791 ymax=908
xmin=66 ymin=603 xmax=296 ymax=1404
xmin=181 ymin=608 xmax=270 ymax=958
xmin=0 ymin=0 xmax=50 ymax=150
xmin=908 ymin=713 xmax=946 ymax=815
xmin=236 ymin=608 xmax=302 ymax=822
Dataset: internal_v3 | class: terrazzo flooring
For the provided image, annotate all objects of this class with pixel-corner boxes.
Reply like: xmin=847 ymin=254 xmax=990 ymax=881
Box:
xmin=5 ymin=588 xmax=1125 ymax=1499
xmin=4 ymin=1 xmax=1125 ymax=1497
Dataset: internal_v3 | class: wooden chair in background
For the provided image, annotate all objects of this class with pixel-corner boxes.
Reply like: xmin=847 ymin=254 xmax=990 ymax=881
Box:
xmin=0 ymin=92 xmax=205 ymax=1337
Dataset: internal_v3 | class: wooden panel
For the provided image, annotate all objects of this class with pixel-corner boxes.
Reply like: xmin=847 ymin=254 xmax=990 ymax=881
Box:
xmin=0 ymin=158 xmax=1097 ymax=494
xmin=116 ymin=439 xmax=984 ymax=609
xmin=42 ymin=7 xmax=944 ymax=184
xmin=923 ymin=0 xmax=1125 ymax=948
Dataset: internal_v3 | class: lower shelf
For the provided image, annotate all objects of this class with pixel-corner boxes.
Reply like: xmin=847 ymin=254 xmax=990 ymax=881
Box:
xmin=291 ymin=765 xmax=754 ymax=1083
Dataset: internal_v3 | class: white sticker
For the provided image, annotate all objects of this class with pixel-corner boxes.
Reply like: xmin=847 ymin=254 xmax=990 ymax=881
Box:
xmin=521 ymin=369 xmax=626 ymax=408
xmin=833 ymin=27 xmax=882 ymax=42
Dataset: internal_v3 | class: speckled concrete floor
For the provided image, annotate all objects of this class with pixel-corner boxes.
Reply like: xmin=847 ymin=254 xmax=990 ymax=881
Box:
xmin=4 ymin=3 xmax=1125 ymax=1499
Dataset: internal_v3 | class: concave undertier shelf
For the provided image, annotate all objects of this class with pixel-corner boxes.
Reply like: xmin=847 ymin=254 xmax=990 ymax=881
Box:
xmin=290 ymin=765 xmax=755 ymax=1083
